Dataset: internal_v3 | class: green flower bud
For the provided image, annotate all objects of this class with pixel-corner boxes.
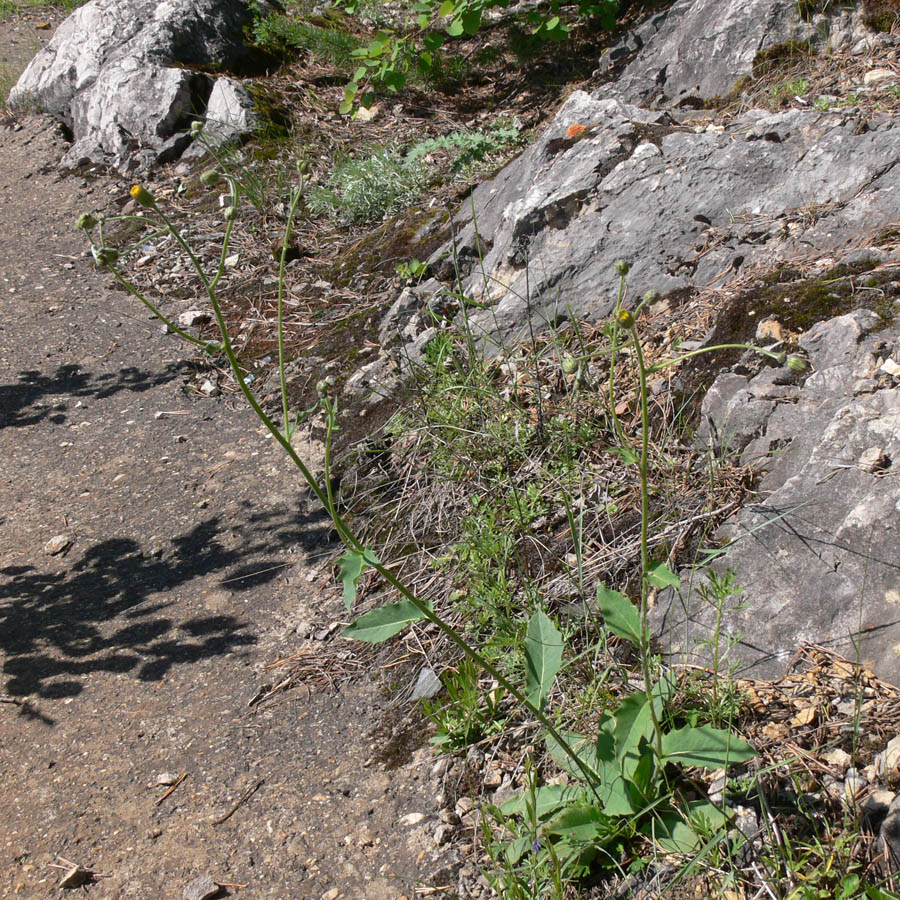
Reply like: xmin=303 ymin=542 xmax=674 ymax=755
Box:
xmin=316 ymin=375 xmax=336 ymax=397
xmin=643 ymin=289 xmax=660 ymax=305
xmin=200 ymin=169 xmax=221 ymax=187
xmin=616 ymin=308 xmax=635 ymax=329
xmin=615 ymin=259 xmax=631 ymax=276
xmin=92 ymin=246 xmax=119 ymax=268
xmin=190 ymin=120 xmax=204 ymax=137
xmin=561 ymin=355 xmax=579 ymax=375
xmin=223 ymin=205 xmax=237 ymax=221
xmin=297 ymin=159 xmax=311 ymax=177
xmin=77 ymin=212 xmax=97 ymax=230
xmin=786 ymin=354 xmax=810 ymax=374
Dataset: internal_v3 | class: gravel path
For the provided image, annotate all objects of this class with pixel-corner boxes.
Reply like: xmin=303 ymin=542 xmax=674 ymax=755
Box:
xmin=0 ymin=35 xmax=455 ymax=899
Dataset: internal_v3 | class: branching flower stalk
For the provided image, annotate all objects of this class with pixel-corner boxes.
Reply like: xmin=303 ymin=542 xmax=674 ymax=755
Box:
xmin=608 ymin=267 xmax=809 ymax=759
xmin=78 ymin=180 xmax=605 ymax=798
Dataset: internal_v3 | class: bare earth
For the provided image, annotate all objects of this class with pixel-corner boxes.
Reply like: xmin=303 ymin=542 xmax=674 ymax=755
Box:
xmin=0 ymin=13 xmax=454 ymax=900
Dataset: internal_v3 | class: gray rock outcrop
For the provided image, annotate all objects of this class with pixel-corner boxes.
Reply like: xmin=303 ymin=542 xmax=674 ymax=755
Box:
xmin=7 ymin=0 xmax=270 ymax=170
xmin=601 ymin=0 xmax=870 ymax=105
xmin=654 ymin=310 xmax=900 ymax=680
xmin=412 ymin=0 xmax=900 ymax=683
xmin=429 ymin=89 xmax=900 ymax=350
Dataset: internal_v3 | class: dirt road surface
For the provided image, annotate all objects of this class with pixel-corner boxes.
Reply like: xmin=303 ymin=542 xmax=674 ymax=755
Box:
xmin=0 ymin=14 xmax=456 ymax=900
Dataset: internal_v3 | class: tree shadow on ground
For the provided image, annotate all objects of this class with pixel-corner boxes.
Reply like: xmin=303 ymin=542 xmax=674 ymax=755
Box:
xmin=0 ymin=503 xmax=332 ymax=713
xmin=0 ymin=361 xmax=192 ymax=428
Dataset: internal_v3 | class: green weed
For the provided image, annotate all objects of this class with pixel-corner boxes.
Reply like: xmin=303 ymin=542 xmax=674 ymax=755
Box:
xmin=308 ymin=146 xmax=431 ymax=224
xmin=407 ymin=120 xmax=526 ymax=176
xmin=251 ymin=12 xmax=365 ymax=74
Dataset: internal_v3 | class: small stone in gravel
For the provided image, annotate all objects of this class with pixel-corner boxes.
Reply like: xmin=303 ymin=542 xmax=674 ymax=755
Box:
xmin=845 ymin=770 xmax=867 ymax=801
xmin=880 ymin=795 xmax=900 ymax=873
xmin=199 ymin=379 xmax=219 ymax=397
xmin=43 ymin=534 xmax=72 ymax=555
xmin=321 ymin=889 xmax=340 ymax=900
xmin=398 ymin=812 xmax=425 ymax=826
xmin=455 ymin=797 xmax=474 ymax=819
xmin=878 ymin=735 xmax=900 ymax=784
xmin=819 ymin=747 xmax=852 ymax=770
xmin=410 ymin=667 xmax=441 ymax=700
xmin=483 ymin=766 xmax=503 ymax=790
xmin=433 ymin=823 xmax=454 ymax=846
xmin=182 ymin=875 xmax=220 ymax=900
xmin=863 ymin=790 xmax=896 ymax=828
xmin=177 ymin=309 xmax=210 ymax=327
xmin=156 ymin=772 xmax=179 ymax=786
xmin=223 ymin=254 xmax=240 ymax=268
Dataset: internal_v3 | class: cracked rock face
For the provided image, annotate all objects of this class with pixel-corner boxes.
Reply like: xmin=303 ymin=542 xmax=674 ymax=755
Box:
xmin=601 ymin=0 xmax=838 ymax=105
xmin=7 ymin=0 xmax=269 ymax=170
xmin=429 ymin=89 xmax=900 ymax=351
xmin=653 ymin=311 xmax=900 ymax=681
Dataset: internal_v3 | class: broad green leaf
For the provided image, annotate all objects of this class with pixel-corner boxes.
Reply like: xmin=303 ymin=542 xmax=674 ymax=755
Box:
xmin=659 ymin=725 xmax=756 ymax=769
xmin=338 ymin=546 xmax=379 ymax=610
xmin=446 ymin=17 xmax=464 ymax=35
xmin=866 ymin=886 xmax=900 ymax=900
xmin=504 ymin=834 xmax=532 ymax=865
xmin=596 ymin=584 xmax=643 ymax=645
xmin=438 ymin=0 xmax=455 ymax=16
xmin=546 ymin=729 xmax=603 ymax=785
xmin=461 ymin=8 xmax=481 ymax=33
xmin=423 ymin=32 xmax=444 ymax=51
xmin=500 ymin=783 xmax=585 ymax=818
xmin=342 ymin=597 xmax=429 ymax=642
xmin=649 ymin=800 xmax=729 ymax=853
xmin=382 ymin=70 xmax=406 ymax=91
xmin=524 ymin=609 xmax=563 ymax=711
xmin=612 ymin=445 xmax=639 ymax=465
xmin=612 ymin=692 xmax=654 ymax=778
xmin=545 ymin=805 xmax=613 ymax=842
xmin=626 ymin=750 xmax=656 ymax=805
xmin=339 ymin=83 xmax=358 ymax=116
xmin=647 ymin=562 xmax=680 ymax=590
xmin=416 ymin=12 xmax=430 ymax=27
xmin=353 ymin=65 xmax=367 ymax=82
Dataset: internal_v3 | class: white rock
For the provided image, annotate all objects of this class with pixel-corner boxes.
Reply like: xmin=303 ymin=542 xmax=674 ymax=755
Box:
xmin=820 ymin=747 xmax=852 ymax=770
xmin=43 ymin=534 xmax=73 ymax=555
xmin=177 ymin=309 xmax=210 ymax=327
xmin=864 ymin=67 xmax=896 ymax=86
xmin=398 ymin=812 xmax=426 ymax=826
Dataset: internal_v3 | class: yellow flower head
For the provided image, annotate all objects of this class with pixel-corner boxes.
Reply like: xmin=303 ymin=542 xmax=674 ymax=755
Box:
xmin=130 ymin=184 xmax=156 ymax=209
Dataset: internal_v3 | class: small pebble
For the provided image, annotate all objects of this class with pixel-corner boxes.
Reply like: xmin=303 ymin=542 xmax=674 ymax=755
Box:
xmin=182 ymin=875 xmax=220 ymax=900
xmin=398 ymin=812 xmax=425 ymax=826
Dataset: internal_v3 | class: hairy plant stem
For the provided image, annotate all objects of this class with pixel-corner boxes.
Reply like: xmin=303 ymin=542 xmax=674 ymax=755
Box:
xmin=607 ymin=273 xmax=628 ymax=445
xmin=629 ymin=324 xmax=665 ymax=759
xmin=99 ymin=182 xmax=603 ymax=800
xmin=277 ymin=184 xmax=305 ymax=438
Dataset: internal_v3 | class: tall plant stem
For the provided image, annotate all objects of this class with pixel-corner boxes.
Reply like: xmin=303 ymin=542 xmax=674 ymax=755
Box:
xmin=630 ymin=326 xmax=665 ymax=758
xmin=102 ymin=183 xmax=602 ymax=800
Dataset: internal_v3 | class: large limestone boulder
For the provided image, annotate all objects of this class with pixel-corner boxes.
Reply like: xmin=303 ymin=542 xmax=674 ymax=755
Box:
xmin=428 ymin=89 xmax=900 ymax=350
xmin=602 ymin=0 xmax=857 ymax=105
xmin=7 ymin=0 xmax=271 ymax=170
xmin=654 ymin=310 xmax=900 ymax=682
